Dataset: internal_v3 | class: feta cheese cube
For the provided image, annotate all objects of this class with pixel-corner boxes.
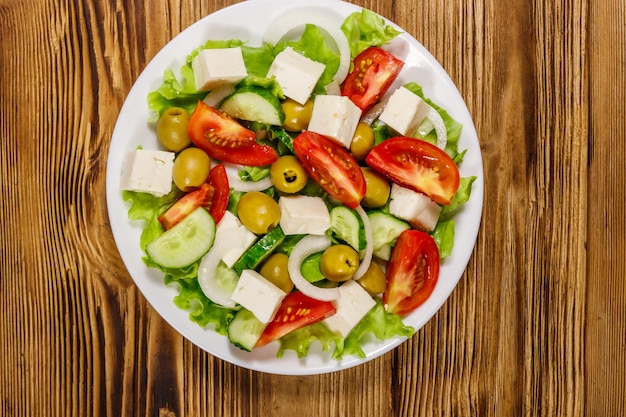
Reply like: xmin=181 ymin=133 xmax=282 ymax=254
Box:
xmin=213 ymin=211 xmax=258 ymax=268
xmin=389 ymin=184 xmax=442 ymax=232
xmin=278 ymin=195 xmax=331 ymax=235
xmin=267 ymin=47 xmax=325 ymax=105
xmin=120 ymin=149 xmax=174 ymax=197
xmin=230 ymin=269 xmax=286 ymax=323
xmin=379 ymin=86 xmax=432 ymax=136
xmin=323 ymin=280 xmax=376 ymax=337
xmin=307 ymin=95 xmax=362 ymax=148
xmin=192 ymin=47 xmax=248 ymax=91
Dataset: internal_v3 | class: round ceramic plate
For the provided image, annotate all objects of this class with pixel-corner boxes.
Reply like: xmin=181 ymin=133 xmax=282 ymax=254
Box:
xmin=106 ymin=0 xmax=484 ymax=375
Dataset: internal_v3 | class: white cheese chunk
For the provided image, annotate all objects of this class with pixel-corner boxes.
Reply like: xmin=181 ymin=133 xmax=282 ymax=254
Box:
xmin=389 ymin=184 xmax=442 ymax=232
xmin=278 ymin=195 xmax=331 ymax=235
xmin=230 ymin=269 xmax=287 ymax=323
xmin=379 ymin=86 xmax=432 ymax=136
xmin=267 ymin=47 xmax=325 ymax=105
xmin=213 ymin=211 xmax=257 ymax=268
xmin=120 ymin=149 xmax=174 ymax=197
xmin=323 ymin=280 xmax=376 ymax=337
xmin=192 ymin=47 xmax=248 ymax=91
xmin=307 ymin=95 xmax=362 ymax=148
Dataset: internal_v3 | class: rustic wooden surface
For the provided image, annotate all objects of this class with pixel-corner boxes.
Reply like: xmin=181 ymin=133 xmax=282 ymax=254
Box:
xmin=1 ymin=0 xmax=624 ymax=415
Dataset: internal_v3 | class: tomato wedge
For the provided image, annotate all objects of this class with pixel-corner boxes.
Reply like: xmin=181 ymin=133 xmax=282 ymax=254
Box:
xmin=158 ymin=183 xmax=214 ymax=230
xmin=341 ymin=47 xmax=404 ymax=113
xmin=365 ymin=136 xmax=460 ymax=205
xmin=187 ymin=101 xmax=277 ymax=166
xmin=293 ymin=131 xmax=366 ymax=209
xmin=383 ymin=229 xmax=440 ymax=316
xmin=206 ymin=163 xmax=229 ymax=224
xmin=255 ymin=291 xmax=336 ymax=348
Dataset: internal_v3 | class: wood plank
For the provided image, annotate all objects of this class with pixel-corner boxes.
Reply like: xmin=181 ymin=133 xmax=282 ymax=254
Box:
xmin=586 ymin=1 xmax=626 ymax=415
xmin=0 ymin=0 xmax=617 ymax=415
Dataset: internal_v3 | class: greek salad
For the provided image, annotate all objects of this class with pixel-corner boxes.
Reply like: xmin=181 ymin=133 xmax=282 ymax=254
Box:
xmin=120 ymin=7 xmax=476 ymax=360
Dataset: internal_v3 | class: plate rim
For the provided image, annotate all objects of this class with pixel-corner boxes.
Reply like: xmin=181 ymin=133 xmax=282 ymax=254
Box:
xmin=105 ymin=0 xmax=484 ymax=375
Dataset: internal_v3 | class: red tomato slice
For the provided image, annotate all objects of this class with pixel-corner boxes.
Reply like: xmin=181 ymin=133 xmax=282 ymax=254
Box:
xmin=206 ymin=163 xmax=229 ymax=224
xmin=365 ymin=136 xmax=460 ymax=205
xmin=383 ymin=229 xmax=440 ymax=316
xmin=341 ymin=47 xmax=404 ymax=113
xmin=187 ymin=101 xmax=278 ymax=166
xmin=255 ymin=292 xmax=336 ymax=348
xmin=293 ymin=131 xmax=366 ymax=209
xmin=157 ymin=183 xmax=214 ymax=230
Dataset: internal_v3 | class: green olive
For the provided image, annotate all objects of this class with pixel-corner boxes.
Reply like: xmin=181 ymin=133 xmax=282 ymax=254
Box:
xmin=237 ymin=191 xmax=281 ymax=235
xmin=281 ymin=98 xmax=314 ymax=132
xmin=259 ymin=253 xmax=294 ymax=293
xmin=270 ymin=155 xmax=308 ymax=194
xmin=172 ymin=147 xmax=211 ymax=192
xmin=361 ymin=167 xmax=391 ymax=208
xmin=349 ymin=122 xmax=375 ymax=161
xmin=357 ymin=262 xmax=387 ymax=296
xmin=320 ymin=244 xmax=360 ymax=282
xmin=157 ymin=107 xmax=192 ymax=152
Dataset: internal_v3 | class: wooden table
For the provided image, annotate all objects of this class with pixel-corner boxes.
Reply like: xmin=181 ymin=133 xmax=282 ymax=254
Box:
xmin=2 ymin=0 xmax=624 ymax=415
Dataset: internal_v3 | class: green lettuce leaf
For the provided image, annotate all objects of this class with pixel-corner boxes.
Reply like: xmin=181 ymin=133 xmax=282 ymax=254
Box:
xmin=122 ymin=189 xmax=182 ymax=250
xmin=432 ymin=220 xmax=455 ymax=259
xmin=238 ymin=165 xmax=270 ymax=182
xmin=341 ymin=9 xmax=402 ymax=58
xmin=440 ymin=176 xmax=477 ymax=220
xmin=432 ymin=176 xmax=477 ymax=258
xmin=276 ymin=322 xmax=342 ymax=358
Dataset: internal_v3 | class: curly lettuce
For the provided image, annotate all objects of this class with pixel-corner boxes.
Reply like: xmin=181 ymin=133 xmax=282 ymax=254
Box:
xmin=341 ymin=9 xmax=402 ymax=58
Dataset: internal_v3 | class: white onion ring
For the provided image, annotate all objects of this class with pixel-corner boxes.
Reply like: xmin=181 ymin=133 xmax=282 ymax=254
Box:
xmin=263 ymin=10 xmax=351 ymax=85
xmin=197 ymin=247 xmax=238 ymax=309
xmin=427 ymin=107 xmax=448 ymax=150
xmin=353 ymin=206 xmax=373 ymax=281
xmin=287 ymin=235 xmax=340 ymax=301
xmin=223 ymin=163 xmax=273 ymax=192
xmin=360 ymin=100 xmax=387 ymax=125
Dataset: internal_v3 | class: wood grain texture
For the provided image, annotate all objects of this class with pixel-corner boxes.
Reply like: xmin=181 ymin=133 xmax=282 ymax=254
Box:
xmin=1 ymin=0 xmax=624 ymax=416
xmin=587 ymin=1 xmax=626 ymax=416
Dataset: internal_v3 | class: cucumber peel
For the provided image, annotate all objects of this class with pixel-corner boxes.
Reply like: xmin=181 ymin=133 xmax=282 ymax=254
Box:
xmin=146 ymin=207 xmax=216 ymax=269
xmin=232 ymin=226 xmax=286 ymax=275
xmin=329 ymin=206 xmax=366 ymax=251
xmin=220 ymin=86 xmax=285 ymax=126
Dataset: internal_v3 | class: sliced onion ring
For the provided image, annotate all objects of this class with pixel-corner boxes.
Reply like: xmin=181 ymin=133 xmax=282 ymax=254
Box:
xmin=427 ymin=107 xmax=448 ymax=150
xmin=288 ymin=235 xmax=340 ymax=301
xmin=360 ymin=100 xmax=387 ymax=125
xmin=353 ymin=206 xmax=373 ymax=281
xmin=263 ymin=9 xmax=351 ymax=85
xmin=223 ymin=162 xmax=273 ymax=192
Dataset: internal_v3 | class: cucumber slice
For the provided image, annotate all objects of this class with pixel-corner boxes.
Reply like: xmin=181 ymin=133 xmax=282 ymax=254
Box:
xmin=232 ymin=226 xmax=286 ymax=275
xmin=220 ymin=86 xmax=285 ymax=126
xmin=146 ymin=207 xmax=216 ymax=269
xmin=329 ymin=206 xmax=366 ymax=251
xmin=228 ymin=308 xmax=267 ymax=351
xmin=373 ymin=243 xmax=392 ymax=261
xmin=368 ymin=211 xmax=410 ymax=251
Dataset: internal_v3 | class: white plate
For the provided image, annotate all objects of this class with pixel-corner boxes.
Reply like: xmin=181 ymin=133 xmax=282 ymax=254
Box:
xmin=106 ymin=0 xmax=484 ymax=375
